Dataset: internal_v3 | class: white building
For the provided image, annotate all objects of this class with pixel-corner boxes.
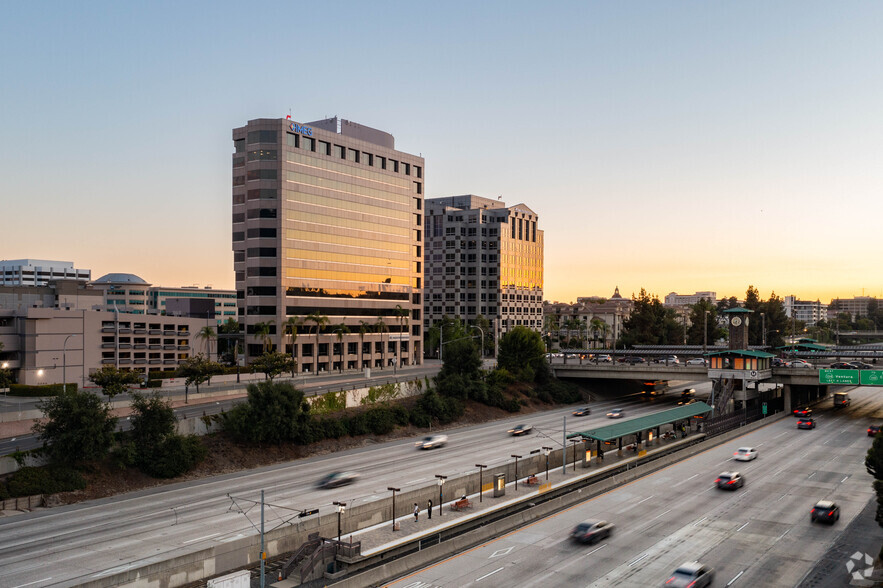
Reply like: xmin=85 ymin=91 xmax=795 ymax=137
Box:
xmin=0 ymin=259 xmax=90 ymax=287
xmin=664 ymin=291 xmax=717 ymax=307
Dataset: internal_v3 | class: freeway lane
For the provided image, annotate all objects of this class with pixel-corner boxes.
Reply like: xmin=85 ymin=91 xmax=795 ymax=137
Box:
xmin=0 ymin=380 xmax=708 ymax=588
xmin=387 ymin=387 xmax=882 ymax=588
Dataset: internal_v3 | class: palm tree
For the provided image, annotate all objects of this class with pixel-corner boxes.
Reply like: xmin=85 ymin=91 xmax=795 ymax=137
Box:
xmin=283 ymin=316 xmax=301 ymax=377
xmin=358 ymin=320 xmax=372 ymax=369
xmin=334 ymin=322 xmax=350 ymax=373
xmin=590 ymin=318 xmax=605 ymax=349
xmin=306 ymin=311 xmax=329 ymax=373
xmin=393 ymin=304 xmax=409 ymax=367
xmin=375 ymin=317 xmax=388 ymax=368
xmin=197 ymin=325 xmax=217 ymax=360
xmin=253 ymin=321 xmax=274 ymax=353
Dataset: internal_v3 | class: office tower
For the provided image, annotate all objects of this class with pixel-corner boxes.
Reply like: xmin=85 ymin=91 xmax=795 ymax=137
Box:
xmin=232 ymin=117 xmax=424 ymax=372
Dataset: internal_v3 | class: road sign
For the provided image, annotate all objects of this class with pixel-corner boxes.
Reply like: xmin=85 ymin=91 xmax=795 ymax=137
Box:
xmin=861 ymin=370 xmax=883 ymax=386
xmin=818 ymin=369 xmax=860 ymax=385
xmin=762 ymin=402 xmax=768 ymax=415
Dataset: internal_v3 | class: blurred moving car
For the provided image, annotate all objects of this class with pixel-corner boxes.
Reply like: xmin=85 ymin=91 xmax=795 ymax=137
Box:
xmin=572 ymin=407 xmax=592 ymax=416
xmin=508 ymin=424 xmax=533 ymax=436
xmin=849 ymin=361 xmax=874 ymax=369
xmin=772 ymin=358 xmax=787 ymax=367
xmin=416 ymin=434 xmax=448 ymax=449
xmin=619 ymin=356 xmax=645 ymax=364
xmin=810 ymin=500 xmax=840 ymax=524
xmin=733 ymin=447 xmax=757 ymax=461
xmin=663 ymin=561 xmax=715 ymax=588
xmin=681 ymin=388 xmax=695 ymax=399
xmin=571 ymin=519 xmax=614 ymax=544
xmin=715 ymin=471 xmax=744 ymax=490
xmin=868 ymin=424 xmax=882 ymax=437
xmin=655 ymin=355 xmax=679 ymax=365
xmin=833 ymin=392 xmax=850 ymax=407
xmin=595 ymin=354 xmax=613 ymax=363
xmin=829 ymin=362 xmax=854 ymax=369
xmin=606 ymin=408 xmax=625 ymax=419
xmin=316 ymin=471 xmax=360 ymax=489
xmin=686 ymin=357 xmax=707 ymax=366
xmin=797 ymin=418 xmax=816 ymax=429
xmin=789 ymin=359 xmax=814 ymax=368
xmin=793 ymin=407 xmax=812 ymax=417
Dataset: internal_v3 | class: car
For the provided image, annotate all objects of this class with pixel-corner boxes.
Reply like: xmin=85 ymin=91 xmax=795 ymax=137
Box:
xmin=810 ymin=500 xmax=840 ymax=524
xmin=606 ymin=408 xmax=625 ymax=419
xmin=678 ymin=398 xmax=698 ymax=406
xmin=508 ymin=424 xmax=533 ymax=436
xmin=572 ymin=407 xmax=592 ymax=416
xmin=686 ymin=357 xmax=707 ymax=366
xmin=772 ymin=357 xmax=787 ymax=367
xmin=789 ymin=359 xmax=814 ymax=368
xmin=833 ymin=392 xmax=850 ymax=407
xmin=681 ymin=388 xmax=695 ymax=399
xmin=316 ymin=471 xmax=360 ymax=489
xmin=655 ymin=355 xmax=679 ymax=365
xmin=829 ymin=362 xmax=855 ymax=369
xmin=715 ymin=471 xmax=744 ymax=490
xmin=595 ymin=354 xmax=613 ymax=363
xmin=619 ymin=356 xmax=645 ymax=364
xmin=868 ymin=424 xmax=882 ymax=437
xmin=797 ymin=418 xmax=816 ymax=429
xmin=793 ymin=407 xmax=812 ymax=417
xmin=733 ymin=447 xmax=757 ymax=461
xmin=663 ymin=561 xmax=715 ymax=588
xmin=849 ymin=361 xmax=874 ymax=369
xmin=416 ymin=434 xmax=448 ymax=449
xmin=571 ymin=519 xmax=614 ymax=544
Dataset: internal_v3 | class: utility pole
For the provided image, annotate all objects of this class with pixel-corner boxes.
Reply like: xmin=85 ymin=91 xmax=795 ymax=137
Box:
xmin=260 ymin=490 xmax=265 ymax=588
xmin=562 ymin=415 xmax=567 ymax=474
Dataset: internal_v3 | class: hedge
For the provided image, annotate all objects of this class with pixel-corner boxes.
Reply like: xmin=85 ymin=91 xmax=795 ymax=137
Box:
xmin=7 ymin=383 xmax=76 ymax=397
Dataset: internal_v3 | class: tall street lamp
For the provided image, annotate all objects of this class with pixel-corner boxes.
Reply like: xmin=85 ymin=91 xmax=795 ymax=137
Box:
xmin=760 ymin=312 xmax=765 ymax=347
xmin=387 ymin=487 xmax=400 ymax=531
xmin=333 ymin=501 xmax=346 ymax=542
xmin=511 ymin=454 xmax=521 ymax=491
xmin=542 ymin=446 xmax=553 ymax=480
xmin=62 ymin=334 xmax=78 ymax=393
xmin=435 ymin=475 xmax=447 ymax=516
xmin=703 ymin=310 xmax=711 ymax=354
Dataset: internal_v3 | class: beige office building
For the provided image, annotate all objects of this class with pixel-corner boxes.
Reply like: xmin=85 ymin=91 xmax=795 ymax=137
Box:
xmin=232 ymin=117 xmax=424 ymax=372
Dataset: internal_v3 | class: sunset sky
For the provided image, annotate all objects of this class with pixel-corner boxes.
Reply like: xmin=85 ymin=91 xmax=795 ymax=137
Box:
xmin=3 ymin=2 xmax=882 ymax=305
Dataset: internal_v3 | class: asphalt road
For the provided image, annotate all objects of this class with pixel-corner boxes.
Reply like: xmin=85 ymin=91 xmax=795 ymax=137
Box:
xmin=0 ymin=379 xmax=711 ymax=588
xmin=386 ymin=387 xmax=883 ymax=588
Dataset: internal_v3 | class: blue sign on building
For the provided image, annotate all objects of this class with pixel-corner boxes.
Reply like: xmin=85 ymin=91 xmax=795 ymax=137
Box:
xmin=290 ymin=122 xmax=313 ymax=136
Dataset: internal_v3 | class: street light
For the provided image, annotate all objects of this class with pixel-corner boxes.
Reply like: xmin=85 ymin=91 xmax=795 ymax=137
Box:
xmin=760 ymin=313 xmax=765 ymax=347
xmin=511 ymin=454 xmax=521 ymax=491
xmin=703 ymin=310 xmax=711 ymax=354
xmin=542 ymin=446 xmax=553 ymax=480
xmin=333 ymin=501 xmax=346 ymax=542
xmin=435 ymin=475 xmax=447 ymax=516
xmin=570 ymin=438 xmax=582 ymax=472
xmin=470 ymin=325 xmax=484 ymax=359
xmin=387 ymin=487 xmax=400 ymax=531
xmin=62 ymin=334 xmax=78 ymax=394
xmin=475 ymin=464 xmax=487 ymax=502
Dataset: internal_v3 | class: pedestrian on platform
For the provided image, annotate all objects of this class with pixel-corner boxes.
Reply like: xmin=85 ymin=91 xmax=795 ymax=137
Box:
xmin=413 ymin=503 xmax=419 ymax=522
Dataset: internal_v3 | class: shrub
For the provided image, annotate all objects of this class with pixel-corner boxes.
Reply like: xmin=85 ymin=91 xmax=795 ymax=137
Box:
xmin=319 ymin=418 xmax=347 ymax=439
xmin=9 ymin=383 xmax=68 ymax=397
xmin=6 ymin=466 xmax=85 ymax=497
xmin=502 ymin=398 xmax=522 ymax=413
xmin=140 ymin=435 xmax=206 ymax=479
xmin=365 ymin=407 xmax=397 ymax=436
xmin=346 ymin=413 xmax=368 ymax=437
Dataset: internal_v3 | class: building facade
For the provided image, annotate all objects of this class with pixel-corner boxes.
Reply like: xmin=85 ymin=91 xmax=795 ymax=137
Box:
xmin=784 ymin=296 xmax=827 ymax=326
xmin=664 ymin=291 xmax=717 ymax=307
xmin=0 ymin=259 xmax=90 ymax=287
xmin=829 ymin=296 xmax=874 ymax=319
xmin=232 ymin=117 xmax=424 ymax=372
xmin=149 ymin=286 xmax=237 ymax=323
xmin=544 ymin=287 xmax=632 ymax=348
xmin=423 ymin=195 xmax=543 ymax=347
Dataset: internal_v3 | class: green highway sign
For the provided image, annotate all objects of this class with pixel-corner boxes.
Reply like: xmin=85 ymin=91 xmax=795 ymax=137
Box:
xmin=861 ymin=370 xmax=883 ymax=386
xmin=818 ymin=369 xmax=860 ymax=385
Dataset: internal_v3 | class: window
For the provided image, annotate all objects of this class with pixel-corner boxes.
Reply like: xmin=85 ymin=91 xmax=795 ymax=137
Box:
xmin=247 ymin=188 xmax=277 ymax=200
xmin=234 ymin=251 xmax=244 ymax=262
xmin=247 ymin=286 xmax=277 ymax=296
xmin=247 ymin=266 xmax=277 ymax=277
xmin=334 ymin=145 xmax=345 ymax=159
xmin=403 ymin=162 xmax=411 ymax=175
xmin=286 ymin=132 xmax=299 ymax=148
xmin=233 ymin=175 xmax=245 ymax=186
xmin=363 ymin=152 xmax=373 ymax=166
xmin=233 ymin=194 xmax=245 ymax=205
xmin=415 ymin=182 xmax=422 ymax=194
xmin=247 ymin=169 xmax=277 ymax=181
xmin=232 ymin=231 xmax=244 ymax=242
xmin=247 ymin=228 xmax=277 ymax=238
xmin=378 ymin=156 xmax=386 ymax=169
xmin=318 ymin=140 xmax=331 ymax=155
xmin=248 ymin=150 xmax=277 ymax=161
xmin=234 ymin=138 xmax=245 ymax=153
xmin=390 ymin=159 xmax=399 ymax=172
xmin=233 ymin=156 xmax=245 ymax=168
xmin=247 ymin=208 xmax=277 ymax=219
xmin=247 ymin=248 xmax=276 ymax=257
xmin=232 ymin=212 xmax=244 ymax=223
xmin=347 ymin=148 xmax=359 ymax=162
xmin=302 ymin=136 xmax=315 ymax=151
xmin=415 ymin=165 xmax=422 ymax=178
xmin=247 ymin=130 xmax=277 ymax=144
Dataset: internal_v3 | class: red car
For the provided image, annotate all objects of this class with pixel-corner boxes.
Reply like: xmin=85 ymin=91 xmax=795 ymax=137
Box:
xmin=869 ymin=425 xmax=882 ymax=437
xmin=793 ymin=407 xmax=812 ymax=418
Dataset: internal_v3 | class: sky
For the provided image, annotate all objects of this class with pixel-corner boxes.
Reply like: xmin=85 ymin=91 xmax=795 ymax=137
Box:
xmin=2 ymin=1 xmax=882 ymax=305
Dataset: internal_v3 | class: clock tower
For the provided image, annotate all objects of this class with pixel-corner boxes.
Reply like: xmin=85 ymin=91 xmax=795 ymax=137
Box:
xmin=723 ymin=308 xmax=753 ymax=350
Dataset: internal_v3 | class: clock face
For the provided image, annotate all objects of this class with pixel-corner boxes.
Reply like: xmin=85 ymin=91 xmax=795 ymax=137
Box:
xmin=732 ymin=317 xmax=742 ymax=327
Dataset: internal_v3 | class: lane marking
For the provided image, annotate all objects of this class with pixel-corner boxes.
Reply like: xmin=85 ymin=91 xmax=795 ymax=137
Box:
xmin=582 ymin=543 xmax=608 ymax=558
xmin=406 ymin=478 xmax=425 ymax=485
xmin=673 ymin=473 xmax=699 ymax=487
xmin=13 ymin=579 xmax=53 ymax=588
xmin=727 ymin=570 xmax=745 ymax=585
xmin=615 ymin=495 xmax=653 ymax=514
xmin=693 ymin=516 xmax=707 ymax=526
xmin=807 ymin=472 xmax=816 ymax=479
xmin=628 ymin=553 xmax=649 ymax=567
xmin=489 ymin=547 xmax=513 ymax=558
xmin=475 ymin=567 xmax=504 ymax=582
xmin=736 ymin=521 xmax=750 ymax=532
xmin=183 ymin=532 xmax=221 ymax=544
xmin=777 ymin=529 xmax=790 ymax=540
xmin=841 ymin=476 xmax=849 ymax=483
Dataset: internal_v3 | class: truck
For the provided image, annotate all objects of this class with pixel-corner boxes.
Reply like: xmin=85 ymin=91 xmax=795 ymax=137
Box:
xmin=642 ymin=380 xmax=669 ymax=396
xmin=833 ymin=392 xmax=850 ymax=407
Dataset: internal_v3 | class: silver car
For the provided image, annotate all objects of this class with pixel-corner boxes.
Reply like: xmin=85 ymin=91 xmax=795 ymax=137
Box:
xmin=663 ymin=561 xmax=714 ymax=587
xmin=416 ymin=434 xmax=448 ymax=449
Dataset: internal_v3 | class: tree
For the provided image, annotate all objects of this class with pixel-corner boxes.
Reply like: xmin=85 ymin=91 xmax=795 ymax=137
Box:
xmin=497 ymin=326 xmax=549 ymax=383
xmin=358 ymin=320 xmax=372 ymax=368
xmin=375 ymin=317 xmax=388 ymax=368
xmin=129 ymin=392 xmax=177 ymax=463
xmin=686 ymin=298 xmax=725 ymax=346
xmin=394 ymin=304 xmax=409 ymax=365
xmin=334 ymin=322 xmax=350 ymax=372
xmin=306 ymin=311 xmax=329 ymax=373
xmin=253 ymin=321 xmax=274 ymax=353
xmin=283 ymin=316 xmax=301 ymax=377
xmin=88 ymin=365 xmax=143 ymax=399
xmin=250 ymin=351 xmax=295 ymax=381
xmin=177 ymin=355 xmax=223 ymax=394
xmin=197 ymin=326 xmax=217 ymax=361
xmin=221 ymin=380 xmax=312 ymax=445
xmin=472 ymin=315 xmax=494 ymax=357
xmin=33 ymin=389 xmax=116 ymax=464
xmin=866 ymin=433 xmax=883 ymax=527
xmin=0 ymin=342 xmax=13 ymax=388
xmin=218 ymin=318 xmax=240 ymax=360
xmin=618 ymin=289 xmax=682 ymax=347
xmin=589 ymin=318 xmax=606 ymax=349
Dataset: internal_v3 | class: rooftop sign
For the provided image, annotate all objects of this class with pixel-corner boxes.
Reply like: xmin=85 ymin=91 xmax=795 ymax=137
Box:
xmin=290 ymin=122 xmax=313 ymax=136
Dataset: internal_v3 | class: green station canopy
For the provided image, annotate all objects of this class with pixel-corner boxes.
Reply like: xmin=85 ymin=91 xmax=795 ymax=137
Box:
xmin=567 ymin=402 xmax=712 ymax=442
xmin=705 ymin=349 xmax=775 ymax=359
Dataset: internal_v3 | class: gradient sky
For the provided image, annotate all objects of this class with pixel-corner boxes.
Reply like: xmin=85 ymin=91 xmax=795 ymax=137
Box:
xmin=3 ymin=2 xmax=882 ymax=305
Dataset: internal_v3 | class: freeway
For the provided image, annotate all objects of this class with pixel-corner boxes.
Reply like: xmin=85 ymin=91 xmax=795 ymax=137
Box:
xmin=0 ymin=380 xmax=709 ymax=588
xmin=386 ymin=387 xmax=882 ymax=588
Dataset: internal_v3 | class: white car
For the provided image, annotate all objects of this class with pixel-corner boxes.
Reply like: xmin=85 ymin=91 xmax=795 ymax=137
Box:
xmin=686 ymin=358 xmax=707 ymax=366
xmin=595 ymin=354 xmax=612 ymax=363
xmin=789 ymin=359 xmax=813 ymax=368
xmin=606 ymin=408 xmax=625 ymax=419
xmin=416 ymin=434 xmax=448 ymax=450
xmin=733 ymin=447 xmax=757 ymax=461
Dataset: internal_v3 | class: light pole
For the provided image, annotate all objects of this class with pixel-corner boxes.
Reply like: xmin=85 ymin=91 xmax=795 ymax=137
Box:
xmin=470 ymin=325 xmax=484 ymax=360
xmin=333 ymin=501 xmax=346 ymax=542
xmin=570 ymin=438 xmax=581 ymax=472
xmin=435 ymin=475 xmax=447 ymax=516
xmin=511 ymin=454 xmax=521 ymax=491
xmin=61 ymin=334 xmax=77 ymax=393
xmin=475 ymin=464 xmax=486 ymax=502
xmin=388 ymin=487 xmax=400 ymax=531
xmin=760 ymin=312 xmax=765 ymax=347
xmin=703 ymin=310 xmax=711 ymax=354
xmin=542 ymin=446 xmax=552 ymax=480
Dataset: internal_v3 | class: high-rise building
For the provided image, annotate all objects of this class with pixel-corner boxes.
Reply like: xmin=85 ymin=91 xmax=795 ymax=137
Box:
xmin=423 ymin=195 xmax=543 ymax=347
xmin=232 ymin=117 xmax=424 ymax=372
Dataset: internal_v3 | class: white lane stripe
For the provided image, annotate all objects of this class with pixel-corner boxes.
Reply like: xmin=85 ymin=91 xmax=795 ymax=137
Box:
xmin=12 ymin=579 xmax=53 ymax=588
xmin=673 ymin=473 xmax=699 ymax=487
xmin=841 ymin=476 xmax=849 ymax=483
xmin=736 ymin=521 xmax=750 ymax=532
xmin=727 ymin=570 xmax=745 ymax=585
xmin=693 ymin=516 xmax=707 ymax=526
xmin=183 ymin=532 xmax=221 ymax=544
xmin=581 ymin=544 xmax=608 ymax=558
xmin=777 ymin=529 xmax=790 ymax=540
xmin=475 ymin=567 xmax=504 ymax=582
xmin=628 ymin=553 xmax=650 ymax=567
